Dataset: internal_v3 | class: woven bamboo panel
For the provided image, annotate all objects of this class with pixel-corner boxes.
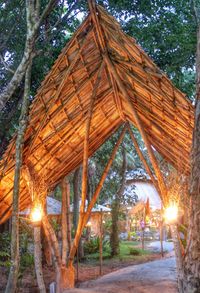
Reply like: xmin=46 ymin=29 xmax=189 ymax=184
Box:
xmin=0 ymin=4 xmax=194 ymax=223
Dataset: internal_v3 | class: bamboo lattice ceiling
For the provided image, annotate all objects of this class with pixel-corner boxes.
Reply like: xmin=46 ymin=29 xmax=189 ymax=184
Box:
xmin=0 ymin=4 xmax=194 ymax=223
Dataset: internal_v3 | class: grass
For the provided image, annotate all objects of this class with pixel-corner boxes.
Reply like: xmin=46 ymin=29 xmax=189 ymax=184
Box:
xmin=118 ymin=241 xmax=151 ymax=260
xmin=84 ymin=240 xmax=153 ymax=265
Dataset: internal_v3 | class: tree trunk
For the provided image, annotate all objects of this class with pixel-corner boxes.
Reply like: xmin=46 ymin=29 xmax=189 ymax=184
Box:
xmin=110 ymin=146 xmax=127 ymax=256
xmin=110 ymin=199 xmax=120 ymax=256
xmin=5 ymin=60 xmax=32 ymax=293
xmin=34 ymin=226 xmax=46 ymax=293
xmin=68 ymin=126 xmax=127 ymax=265
xmin=183 ymin=7 xmax=200 ymax=293
xmin=0 ymin=0 xmax=57 ymax=111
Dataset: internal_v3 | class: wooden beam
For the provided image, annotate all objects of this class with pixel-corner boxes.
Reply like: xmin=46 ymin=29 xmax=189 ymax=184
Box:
xmin=68 ymin=124 xmax=127 ymax=265
xmin=61 ymin=177 xmax=68 ymax=266
xmin=127 ymin=125 xmax=159 ymax=193
xmin=104 ymin=54 xmax=168 ymax=203
xmin=80 ymin=61 xmax=105 ymax=214
xmin=87 ymin=2 xmax=167 ymax=202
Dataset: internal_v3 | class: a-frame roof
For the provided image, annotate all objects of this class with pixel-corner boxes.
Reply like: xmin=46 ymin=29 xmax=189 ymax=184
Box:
xmin=0 ymin=3 xmax=194 ymax=223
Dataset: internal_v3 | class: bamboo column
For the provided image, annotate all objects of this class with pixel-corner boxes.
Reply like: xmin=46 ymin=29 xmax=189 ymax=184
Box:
xmin=61 ymin=177 xmax=67 ymax=266
xmin=104 ymin=54 xmax=168 ymax=203
xmin=34 ymin=226 xmax=46 ymax=293
xmin=66 ymin=178 xmax=71 ymax=251
xmin=88 ymin=0 xmax=167 ymax=203
xmin=99 ymin=208 xmax=103 ymax=275
xmin=80 ymin=61 xmax=104 ymax=214
xmin=68 ymin=124 xmax=127 ymax=265
xmin=128 ymin=125 xmax=159 ymax=193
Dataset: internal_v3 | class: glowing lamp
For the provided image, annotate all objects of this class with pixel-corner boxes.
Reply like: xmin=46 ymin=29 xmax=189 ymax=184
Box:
xmin=30 ymin=205 xmax=43 ymax=226
xmin=164 ymin=204 xmax=178 ymax=224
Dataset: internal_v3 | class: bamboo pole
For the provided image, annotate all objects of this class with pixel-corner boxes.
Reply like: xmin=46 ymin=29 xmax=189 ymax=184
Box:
xmin=61 ymin=177 xmax=68 ymax=266
xmin=127 ymin=125 xmax=159 ymax=193
xmin=68 ymin=124 xmax=127 ymax=265
xmin=160 ymin=220 xmax=164 ymax=258
xmin=66 ymin=178 xmax=72 ymax=251
xmin=88 ymin=1 xmax=167 ymax=202
xmin=34 ymin=226 xmax=46 ymax=293
xmin=99 ymin=208 xmax=103 ymax=275
xmin=104 ymin=54 xmax=168 ymax=203
xmin=43 ymin=214 xmax=62 ymax=266
xmin=80 ymin=61 xmax=104 ymax=215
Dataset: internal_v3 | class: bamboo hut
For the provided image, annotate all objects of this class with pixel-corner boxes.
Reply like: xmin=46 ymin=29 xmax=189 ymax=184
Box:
xmin=0 ymin=1 xmax=194 ymax=225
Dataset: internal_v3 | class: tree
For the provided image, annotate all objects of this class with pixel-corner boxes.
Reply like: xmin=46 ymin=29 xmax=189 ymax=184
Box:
xmin=183 ymin=1 xmax=200 ymax=292
xmin=5 ymin=60 xmax=32 ymax=293
xmin=110 ymin=146 xmax=127 ymax=256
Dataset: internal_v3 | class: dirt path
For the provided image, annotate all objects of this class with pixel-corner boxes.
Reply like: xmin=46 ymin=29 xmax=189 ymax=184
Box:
xmin=66 ymin=256 xmax=178 ymax=293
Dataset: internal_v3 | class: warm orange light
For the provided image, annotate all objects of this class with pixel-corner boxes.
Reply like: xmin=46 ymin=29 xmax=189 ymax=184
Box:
xmin=164 ymin=204 xmax=178 ymax=223
xmin=30 ymin=205 xmax=43 ymax=223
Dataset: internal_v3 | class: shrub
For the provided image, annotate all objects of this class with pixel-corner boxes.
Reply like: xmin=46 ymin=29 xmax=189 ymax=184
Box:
xmin=20 ymin=253 xmax=34 ymax=269
xmin=129 ymin=247 xmax=141 ymax=256
xmin=84 ymin=236 xmax=110 ymax=254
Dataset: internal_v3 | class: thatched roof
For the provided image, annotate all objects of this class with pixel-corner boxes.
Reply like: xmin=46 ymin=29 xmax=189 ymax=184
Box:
xmin=0 ymin=3 xmax=194 ymax=224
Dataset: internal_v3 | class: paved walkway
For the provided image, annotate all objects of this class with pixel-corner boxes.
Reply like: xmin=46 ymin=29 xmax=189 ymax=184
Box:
xmin=66 ymin=257 xmax=178 ymax=293
xmin=147 ymin=240 xmax=174 ymax=253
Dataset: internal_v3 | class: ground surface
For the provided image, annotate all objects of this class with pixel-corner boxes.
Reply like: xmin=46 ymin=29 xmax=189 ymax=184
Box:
xmin=0 ymin=241 xmax=174 ymax=292
xmin=147 ymin=240 xmax=174 ymax=253
xmin=67 ymin=256 xmax=178 ymax=293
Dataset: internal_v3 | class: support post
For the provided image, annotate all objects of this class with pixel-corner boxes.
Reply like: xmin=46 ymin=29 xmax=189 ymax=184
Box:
xmin=99 ymin=208 xmax=103 ymax=275
xmin=68 ymin=124 xmax=127 ymax=265
xmin=160 ymin=220 xmax=164 ymax=257
xmin=128 ymin=125 xmax=159 ymax=193
xmin=61 ymin=177 xmax=67 ymax=266
xmin=80 ymin=61 xmax=105 ymax=215
xmin=34 ymin=226 xmax=46 ymax=293
xmin=104 ymin=54 xmax=168 ymax=203
xmin=170 ymin=224 xmax=184 ymax=292
xmin=66 ymin=179 xmax=71 ymax=251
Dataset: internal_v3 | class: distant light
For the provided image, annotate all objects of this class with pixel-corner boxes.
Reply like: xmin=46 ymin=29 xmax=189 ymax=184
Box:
xmin=30 ymin=205 xmax=43 ymax=224
xmin=103 ymin=220 xmax=105 ymax=224
xmin=164 ymin=204 xmax=178 ymax=223
xmin=86 ymin=221 xmax=92 ymax=227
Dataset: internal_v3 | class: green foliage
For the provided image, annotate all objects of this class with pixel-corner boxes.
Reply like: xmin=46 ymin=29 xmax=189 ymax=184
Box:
xmin=0 ymin=232 xmax=11 ymax=269
xmin=129 ymin=247 xmax=141 ymax=256
xmin=0 ymin=251 xmax=11 ymax=268
xmin=84 ymin=236 xmax=110 ymax=254
xmin=20 ymin=253 xmax=34 ymax=270
xmin=103 ymin=218 xmax=112 ymax=234
xmin=106 ymin=0 xmax=196 ymax=99
xmin=49 ymin=217 xmax=60 ymax=234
